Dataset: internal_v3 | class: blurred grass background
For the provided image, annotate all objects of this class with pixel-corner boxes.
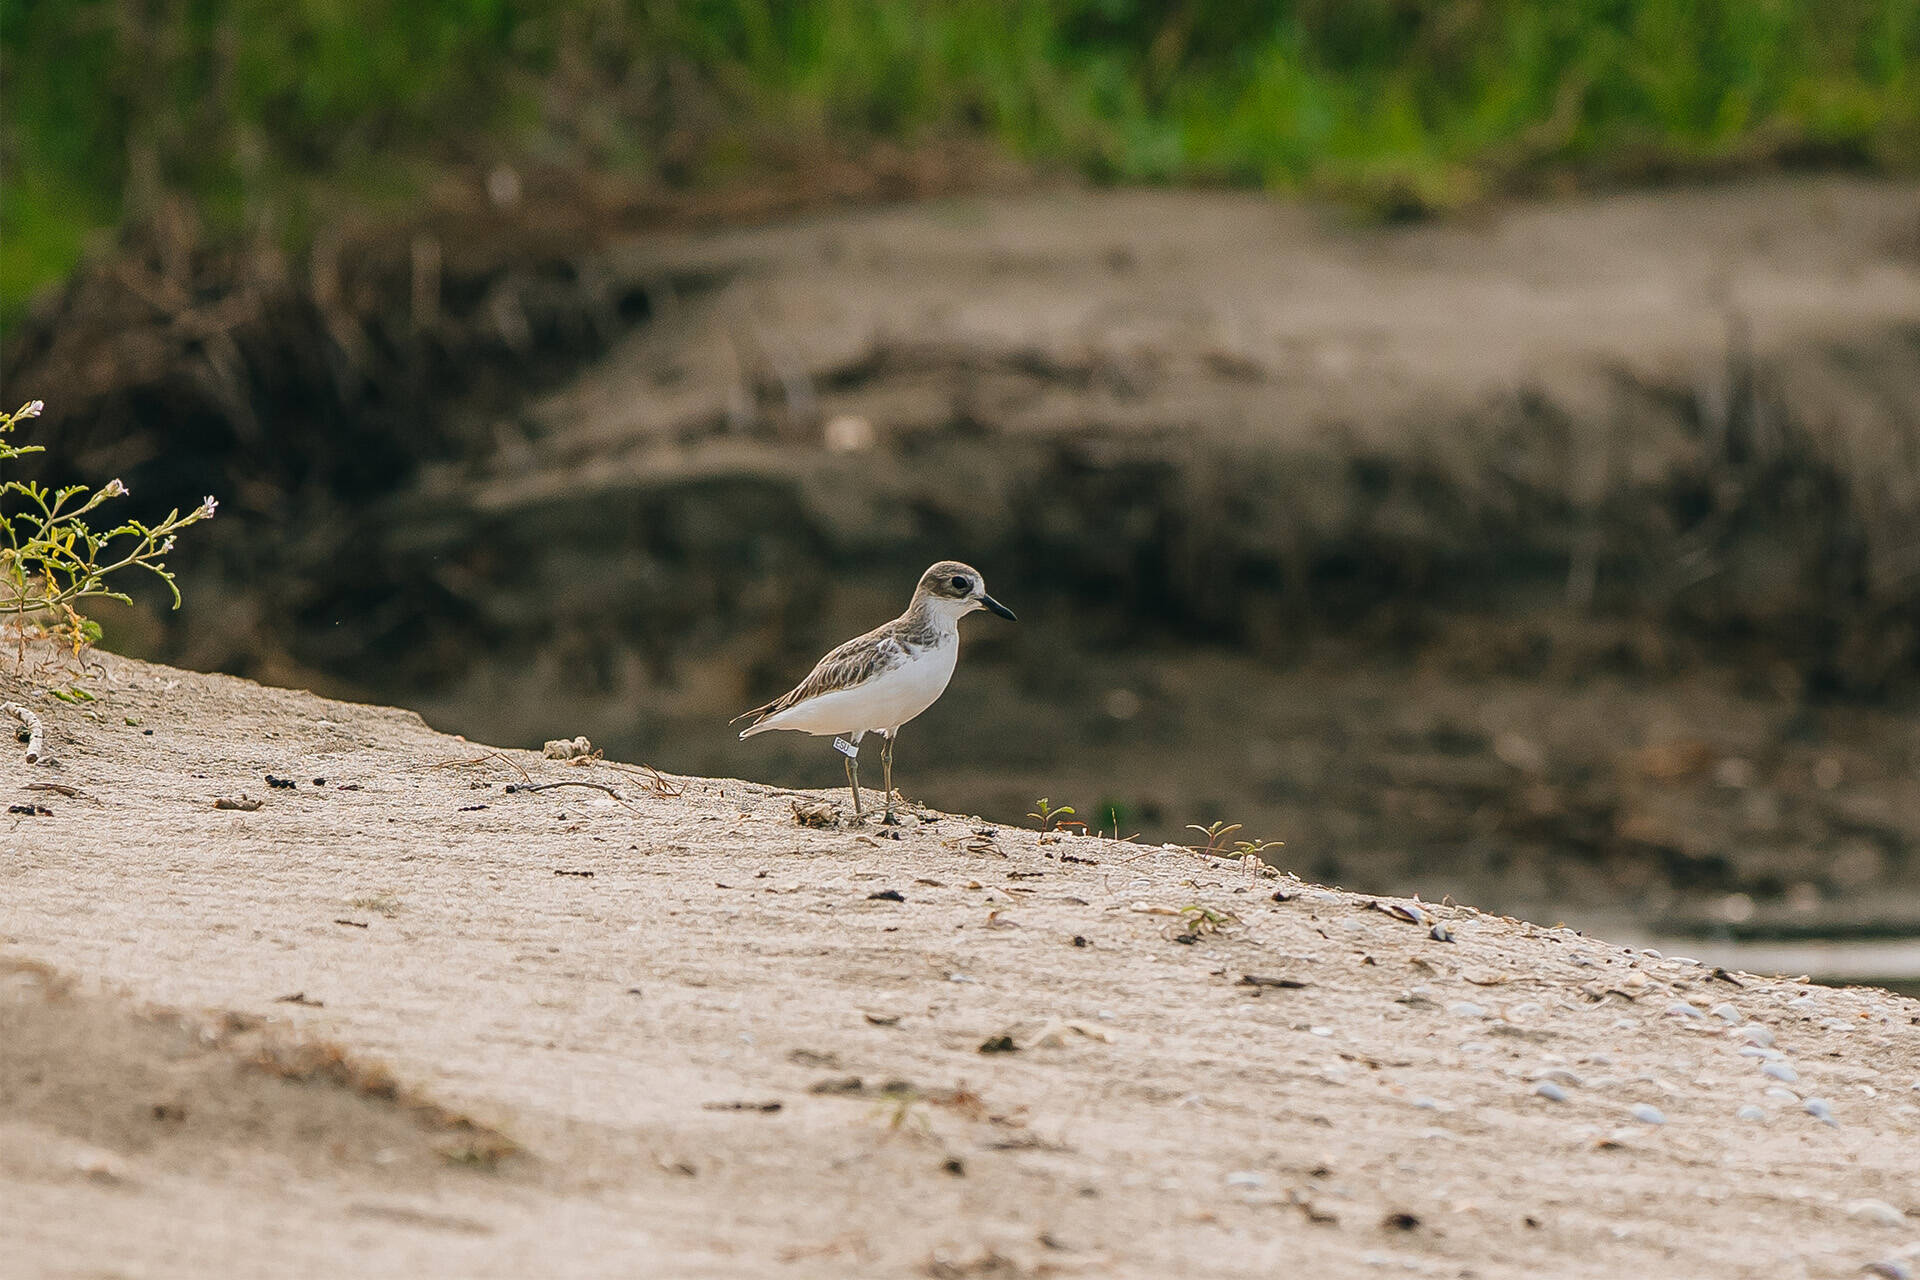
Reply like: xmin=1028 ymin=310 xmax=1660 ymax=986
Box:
xmin=5 ymin=0 xmax=1920 ymax=318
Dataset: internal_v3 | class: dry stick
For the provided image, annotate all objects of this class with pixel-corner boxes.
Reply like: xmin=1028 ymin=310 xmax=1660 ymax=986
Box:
xmin=3 ymin=702 xmax=46 ymax=764
xmin=503 ymin=780 xmax=641 ymax=812
xmin=27 ymin=782 xmax=100 ymax=806
xmin=427 ymin=750 xmax=532 ymax=783
xmin=600 ymin=761 xmax=684 ymax=797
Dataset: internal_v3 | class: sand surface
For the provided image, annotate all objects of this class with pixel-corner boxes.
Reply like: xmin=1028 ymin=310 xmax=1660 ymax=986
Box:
xmin=4 ymin=653 xmax=1919 ymax=1277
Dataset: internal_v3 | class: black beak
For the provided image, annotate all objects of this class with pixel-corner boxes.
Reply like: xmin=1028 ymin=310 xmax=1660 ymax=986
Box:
xmin=981 ymin=592 xmax=1017 ymax=621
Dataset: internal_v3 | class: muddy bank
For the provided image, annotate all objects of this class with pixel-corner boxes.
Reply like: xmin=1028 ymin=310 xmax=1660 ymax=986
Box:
xmin=5 ymin=654 xmax=1920 ymax=1278
xmin=8 ymin=179 xmax=1920 ymax=933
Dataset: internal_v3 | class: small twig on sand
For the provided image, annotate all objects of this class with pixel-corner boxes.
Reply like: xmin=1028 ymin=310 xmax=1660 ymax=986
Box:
xmin=27 ymin=782 xmax=102 ymax=806
xmin=427 ymin=750 xmax=532 ymax=783
xmin=503 ymin=780 xmax=641 ymax=811
xmin=4 ymin=702 xmax=46 ymax=763
xmin=601 ymin=761 xmax=684 ymax=797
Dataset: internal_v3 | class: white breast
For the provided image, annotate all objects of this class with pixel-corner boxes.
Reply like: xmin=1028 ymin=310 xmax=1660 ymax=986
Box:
xmin=754 ymin=641 xmax=958 ymax=737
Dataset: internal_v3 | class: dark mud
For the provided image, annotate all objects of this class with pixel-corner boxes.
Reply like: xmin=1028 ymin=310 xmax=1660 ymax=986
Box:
xmin=8 ymin=179 xmax=1920 ymax=944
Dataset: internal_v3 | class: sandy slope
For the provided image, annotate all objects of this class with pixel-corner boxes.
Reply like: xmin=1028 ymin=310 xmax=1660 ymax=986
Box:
xmin=3 ymin=653 xmax=1918 ymax=1278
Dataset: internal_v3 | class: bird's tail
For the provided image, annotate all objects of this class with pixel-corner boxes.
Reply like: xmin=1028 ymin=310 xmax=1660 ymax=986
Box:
xmin=732 ymin=701 xmax=776 ymax=739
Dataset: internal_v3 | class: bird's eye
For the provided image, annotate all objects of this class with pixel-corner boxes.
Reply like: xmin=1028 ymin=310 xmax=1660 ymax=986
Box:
xmin=950 ymin=575 xmax=972 ymax=593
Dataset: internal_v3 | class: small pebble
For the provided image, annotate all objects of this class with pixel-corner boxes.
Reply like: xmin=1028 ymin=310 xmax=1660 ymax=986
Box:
xmin=1763 ymin=1087 xmax=1800 ymax=1104
xmin=1310 ymin=1026 xmax=1333 ymax=1037
xmin=1739 ymin=1025 xmax=1776 ymax=1047
xmin=1761 ymin=1061 xmax=1799 ymax=1083
xmin=1737 ymin=1045 xmax=1783 ymax=1060
xmin=1802 ymin=1097 xmax=1838 ymax=1126
xmin=1787 ymin=995 xmax=1819 ymax=1012
xmin=1863 ymin=1261 xmax=1912 ymax=1280
xmin=1845 ymin=1198 xmax=1905 ymax=1228
xmin=1411 ymin=1097 xmax=1443 ymax=1111
xmin=1665 ymin=1001 xmax=1706 ymax=1020
xmin=1629 ymin=1103 xmax=1666 ymax=1125
xmin=1448 ymin=1001 xmax=1487 ymax=1019
xmin=1533 ymin=1082 xmax=1567 ymax=1103
xmin=1708 ymin=1002 xmax=1742 ymax=1024
xmin=1225 ymin=1171 xmax=1267 ymax=1189
xmin=1532 ymin=1067 xmax=1583 ymax=1086
xmin=1735 ymin=1105 xmax=1765 ymax=1122
xmin=71 ymin=1149 xmax=128 ymax=1182
xmin=1641 ymin=948 xmax=1664 ymax=960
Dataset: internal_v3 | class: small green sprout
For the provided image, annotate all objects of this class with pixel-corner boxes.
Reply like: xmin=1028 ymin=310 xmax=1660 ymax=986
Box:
xmin=1096 ymin=800 xmax=1140 ymax=841
xmin=1163 ymin=903 xmax=1242 ymax=944
xmin=1186 ymin=820 xmax=1283 ymax=861
xmin=1028 ymin=797 xmax=1085 ymax=833
xmin=1185 ymin=821 xmax=1243 ymax=856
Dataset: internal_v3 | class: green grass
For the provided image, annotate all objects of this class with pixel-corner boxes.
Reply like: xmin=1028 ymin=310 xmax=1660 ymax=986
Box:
xmin=4 ymin=0 xmax=1919 ymax=316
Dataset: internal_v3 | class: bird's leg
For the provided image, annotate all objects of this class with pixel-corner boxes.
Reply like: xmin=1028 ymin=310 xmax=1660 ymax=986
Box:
xmin=880 ymin=732 xmax=898 ymax=824
xmin=844 ymin=751 xmax=864 ymax=817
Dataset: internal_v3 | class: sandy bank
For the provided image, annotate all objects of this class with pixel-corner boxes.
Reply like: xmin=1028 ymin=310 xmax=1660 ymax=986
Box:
xmin=4 ymin=654 xmax=1918 ymax=1277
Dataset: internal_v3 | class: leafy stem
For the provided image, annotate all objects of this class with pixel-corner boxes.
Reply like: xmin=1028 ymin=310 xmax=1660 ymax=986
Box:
xmin=1 ymin=399 xmax=217 ymax=657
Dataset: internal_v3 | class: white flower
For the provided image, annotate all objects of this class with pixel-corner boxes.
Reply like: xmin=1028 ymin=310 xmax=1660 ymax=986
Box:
xmin=101 ymin=478 xmax=128 ymax=498
xmin=197 ymin=495 xmax=219 ymax=519
xmin=160 ymin=536 xmax=176 ymax=553
xmin=20 ymin=400 xmax=43 ymax=419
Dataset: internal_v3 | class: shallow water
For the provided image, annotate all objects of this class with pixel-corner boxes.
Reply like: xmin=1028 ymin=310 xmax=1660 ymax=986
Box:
xmin=1628 ymin=933 xmax=1920 ymax=1000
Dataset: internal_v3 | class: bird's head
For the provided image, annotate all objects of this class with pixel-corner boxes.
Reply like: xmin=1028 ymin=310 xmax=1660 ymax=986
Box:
xmin=915 ymin=560 xmax=1016 ymax=623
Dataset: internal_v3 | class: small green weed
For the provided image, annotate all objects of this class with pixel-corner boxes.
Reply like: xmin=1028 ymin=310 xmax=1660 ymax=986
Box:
xmin=1095 ymin=799 xmax=1140 ymax=841
xmin=1027 ymin=798 xmax=1085 ymax=834
xmin=1185 ymin=821 xmax=1243 ymax=856
xmin=1163 ymin=904 xmax=1242 ymax=945
xmin=1 ymin=400 xmax=217 ymax=660
xmin=1186 ymin=820 xmax=1283 ymax=861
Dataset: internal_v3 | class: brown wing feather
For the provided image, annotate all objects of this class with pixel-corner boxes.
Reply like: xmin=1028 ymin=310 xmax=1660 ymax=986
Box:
xmin=732 ymin=623 xmax=908 ymax=729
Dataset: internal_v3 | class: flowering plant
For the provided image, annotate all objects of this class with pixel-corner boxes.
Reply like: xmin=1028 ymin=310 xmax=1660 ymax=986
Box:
xmin=1 ymin=400 xmax=218 ymax=654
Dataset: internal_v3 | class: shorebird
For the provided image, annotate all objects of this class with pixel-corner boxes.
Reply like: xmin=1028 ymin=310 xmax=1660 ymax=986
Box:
xmin=734 ymin=560 xmax=1016 ymax=822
